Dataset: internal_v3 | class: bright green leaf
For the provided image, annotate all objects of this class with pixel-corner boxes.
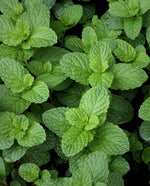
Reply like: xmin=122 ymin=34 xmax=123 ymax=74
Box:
xmin=42 ymin=107 xmax=71 ymax=137
xmin=113 ymin=39 xmax=136 ymax=62
xmin=19 ymin=163 xmax=40 ymax=182
xmin=22 ymin=81 xmax=49 ymax=104
xmin=89 ymin=41 xmax=112 ymax=73
xmin=61 ymin=127 xmax=94 ymax=157
xmin=111 ymin=63 xmax=148 ymax=90
xmin=0 ymin=58 xmax=34 ymax=93
xmin=79 ymin=86 xmax=110 ymax=116
xmin=88 ymin=122 xmax=129 ymax=155
xmin=60 ymin=52 xmax=92 ymax=85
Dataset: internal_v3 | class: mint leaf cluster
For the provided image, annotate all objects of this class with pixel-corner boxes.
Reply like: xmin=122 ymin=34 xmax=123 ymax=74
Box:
xmin=0 ymin=0 xmax=150 ymax=185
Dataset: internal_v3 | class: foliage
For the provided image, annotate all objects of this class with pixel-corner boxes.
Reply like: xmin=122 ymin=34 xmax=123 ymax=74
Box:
xmin=0 ymin=0 xmax=150 ymax=185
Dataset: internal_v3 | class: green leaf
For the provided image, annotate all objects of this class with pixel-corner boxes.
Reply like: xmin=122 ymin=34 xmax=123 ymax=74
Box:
xmin=110 ymin=63 xmax=148 ymax=90
xmin=61 ymin=127 xmax=94 ymax=157
xmin=64 ymin=36 xmax=83 ymax=52
xmin=27 ymin=60 xmax=52 ymax=77
xmin=131 ymin=52 xmax=150 ymax=68
xmin=78 ymin=151 xmax=109 ymax=183
xmin=146 ymin=26 xmax=150 ymax=47
xmin=22 ymin=26 xmax=57 ymax=49
xmin=21 ymin=147 xmax=50 ymax=166
xmin=0 ymin=89 xmax=31 ymax=114
xmin=79 ymin=86 xmax=110 ymax=116
xmin=88 ymin=122 xmax=129 ymax=155
xmin=0 ymin=0 xmax=23 ymax=20
xmin=0 ymin=44 xmax=34 ymax=62
xmin=33 ymin=46 xmax=69 ymax=65
xmin=10 ymin=18 xmax=30 ymax=46
xmin=108 ymin=173 xmax=124 ymax=186
xmin=71 ymin=168 xmax=92 ymax=186
xmin=56 ymin=83 xmax=89 ymax=108
xmin=2 ymin=143 xmax=27 ymax=163
xmin=19 ymin=163 xmax=40 ymax=182
xmin=109 ymin=156 xmax=130 ymax=176
xmin=42 ymin=107 xmax=71 ymax=137
xmin=113 ymin=39 xmax=136 ymax=62
xmin=89 ymin=41 xmax=112 ymax=73
xmin=21 ymin=3 xmax=50 ymax=31
xmin=12 ymin=114 xmax=29 ymax=140
xmin=89 ymin=72 xmax=114 ymax=89
xmin=60 ymin=52 xmax=92 ymax=85
xmin=0 ymin=58 xmax=34 ymax=93
xmin=107 ymin=94 xmax=134 ymax=124
xmin=142 ymin=147 xmax=150 ymax=164
xmin=124 ymin=16 xmax=142 ymax=40
xmin=53 ymin=0 xmax=74 ymax=20
xmin=0 ymin=157 xmax=5 ymax=178
xmin=60 ymin=5 xmax=83 ymax=26
xmin=138 ymin=0 xmax=150 ymax=15
xmin=82 ymin=26 xmax=97 ymax=53
xmin=65 ymin=108 xmax=88 ymax=128
xmin=139 ymin=97 xmax=150 ymax=121
xmin=84 ymin=114 xmax=99 ymax=131
xmin=22 ymin=81 xmax=49 ymax=104
xmin=17 ymin=121 xmax=46 ymax=147
xmin=0 ymin=140 xmax=14 ymax=150
xmin=0 ymin=112 xmax=29 ymax=142
xmin=0 ymin=15 xmax=15 ymax=45
xmin=43 ymin=0 xmax=56 ymax=9
xmin=109 ymin=0 xmax=139 ymax=18
xmin=139 ymin=121 xmax=150 ymax=141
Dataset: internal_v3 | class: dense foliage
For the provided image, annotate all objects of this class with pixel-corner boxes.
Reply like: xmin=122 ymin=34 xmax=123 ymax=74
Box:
xmin=0 ymin=0 xmax=150 ymax=185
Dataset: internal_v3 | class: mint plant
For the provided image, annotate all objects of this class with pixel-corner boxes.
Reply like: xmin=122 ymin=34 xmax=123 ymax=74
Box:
xmin=0 ymin=0 xmax=150 ymax=185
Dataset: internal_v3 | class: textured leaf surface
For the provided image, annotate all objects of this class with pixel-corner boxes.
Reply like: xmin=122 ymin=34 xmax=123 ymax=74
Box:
xmin=89 ymin=41 xmax=112 ymax=73
xmin=22 ymin=26 xmax=57 ymax=49
xmin=131 ymin=52 xmax=150 ymax=68
xmin=78 ymin=151 xmax=109 ymax=183
xmin=139 ymin=121 xmax=150 ymax=141
xmin=124 ymin=16 xmax=142 ymax=40
xmin=65 ymin=108 xmax=88 ymax=128
xmin=88 ymin=122 xmax=129 ymax=155
xmin=21 ymin=4 xmax=50 ymax=31
xmin=0 ymin=140 xmax=14 ymax=150
xmin=22 ymin=81 xmax=49 ymax=104
xmin=79 ymin=86 xmax=110 ymax=116
xmin=0 ymin=0 xmax=23 ymax=20
xmin=65 ymin=36 xmax=83 ymax=52
xmin=71 ymin=168 xmax=92 ymax=186
xmin=60 ymin=5 xmax=83 ymax=26
xmin=61 ymin=127 xmax=94 ymax=157
xmin=111 ymin=63 xmax=148 ymax=90
xmin=109 ymin=1 xmax=139 ymax=17
xmin=113 ymin=39 xmax=136 ymax=62
xmin=0 ymin=15 xmax=15 ymax=45
xmin=0 ymin=58 xmax=34 ymax=93
xmin=17 ymin=121 xmax=46 ymax=147
xmin=82 ymin=26 xmax=97 ymax=53
xmin=42 ymin=107 xmax=71 ymax=137
xmin=89 ymin=72 xmax=114 ymax=89
xmin=0 ymin=90 xmax=31 ymax=114
xmin=109 ymin=156 xmax=130 ymax=176
xmin=19 ymin=163 xmax=40 ymax=182
xmin=60 ymin=52 xmax=92 ymax=85
xmin=139 ymin=97 xmax=150 ymax=121
xmin=2 ymin=144 xmax=27 ymax=163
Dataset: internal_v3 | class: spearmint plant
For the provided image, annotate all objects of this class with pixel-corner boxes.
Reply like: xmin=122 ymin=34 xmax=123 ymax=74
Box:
xmin=0 ymin=0 xmax=150 ymax=185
